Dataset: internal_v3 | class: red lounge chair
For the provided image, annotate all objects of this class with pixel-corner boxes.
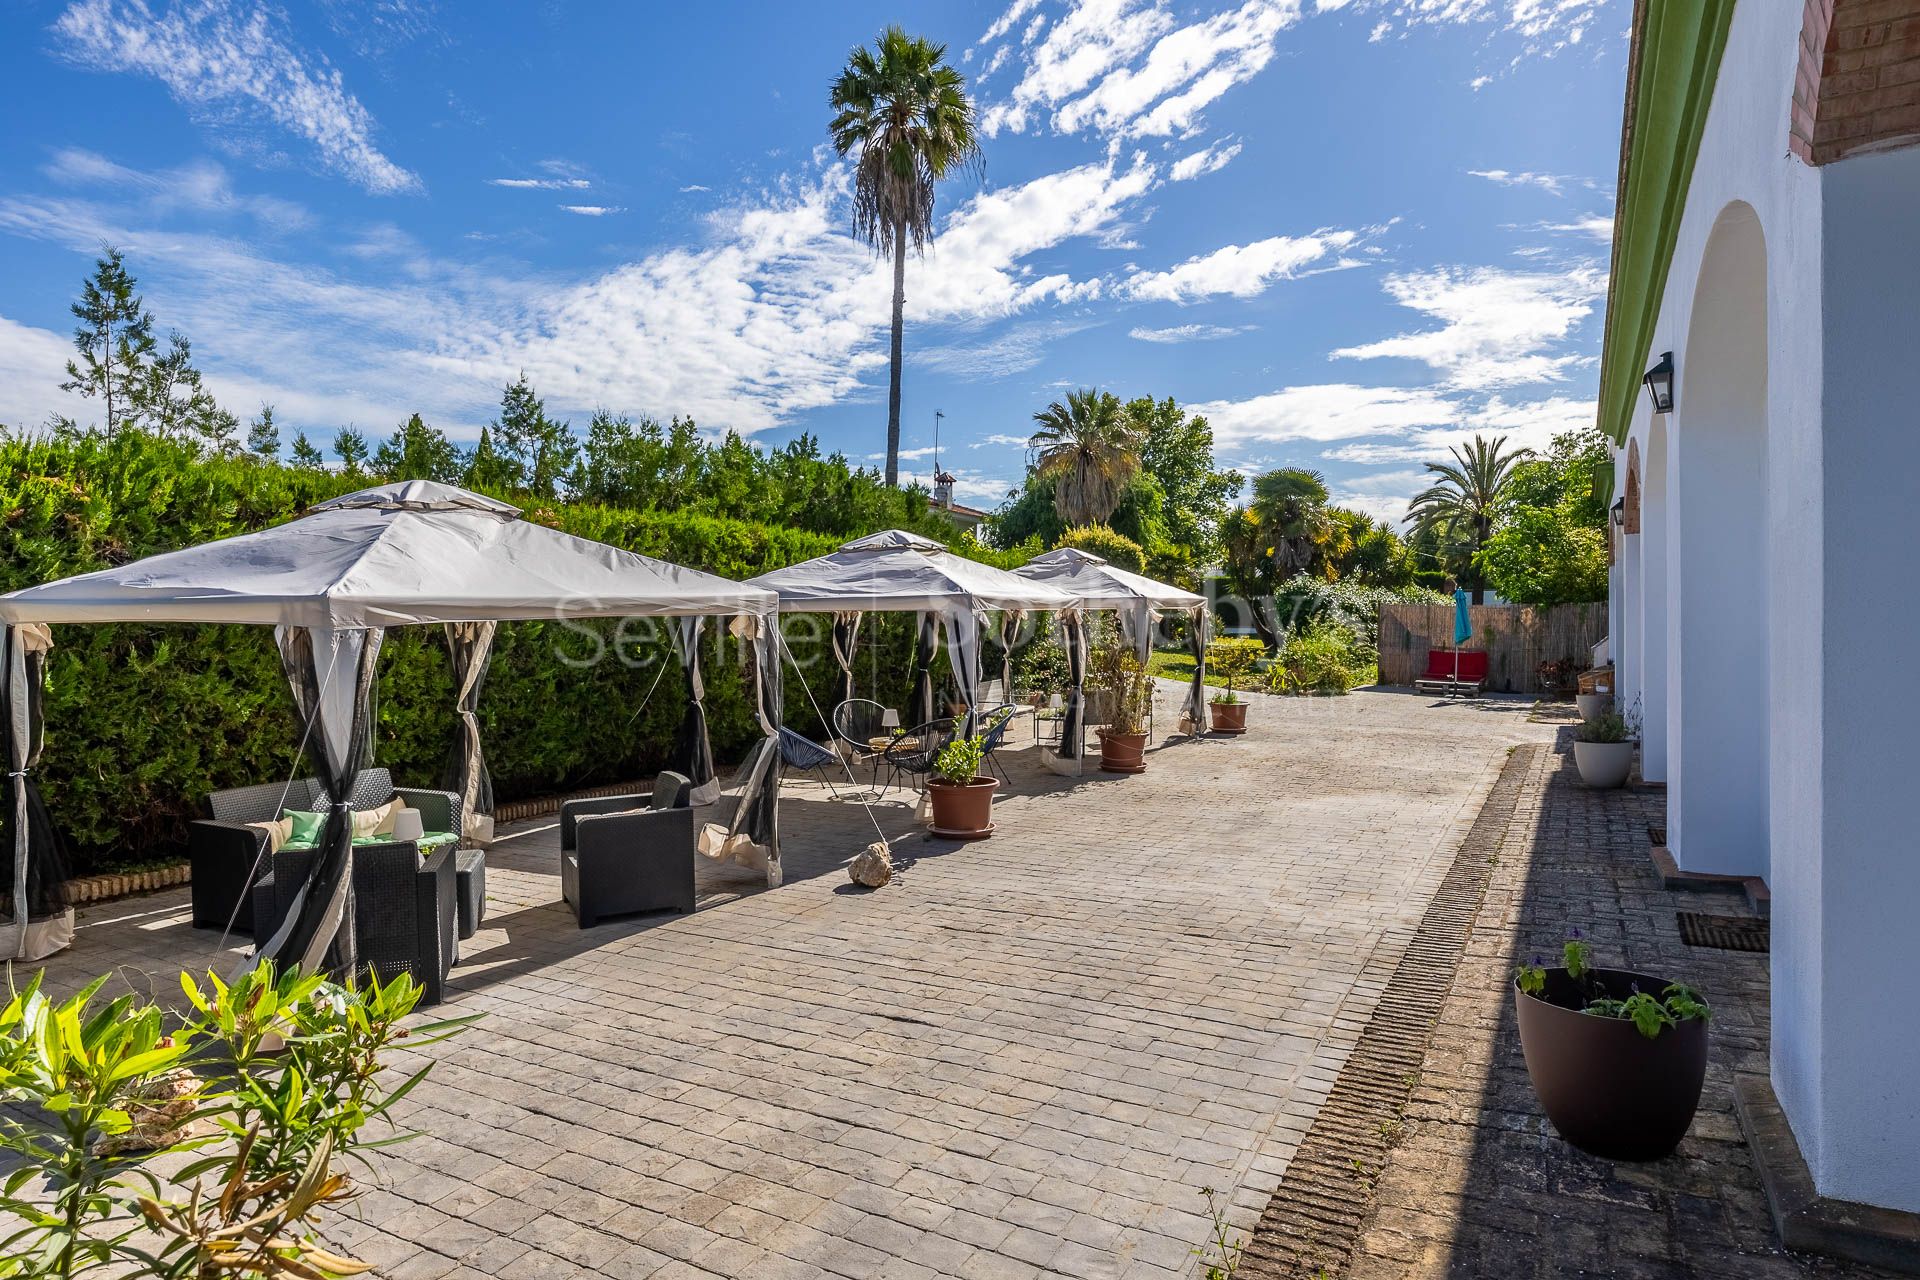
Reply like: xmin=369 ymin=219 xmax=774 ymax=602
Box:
xmin=1414 ymin=649 xmax=1488 ymax=697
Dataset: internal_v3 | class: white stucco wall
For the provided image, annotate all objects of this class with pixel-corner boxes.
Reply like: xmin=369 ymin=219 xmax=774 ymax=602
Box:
xmin=1606 ymin=0 xmax=1920 ymax=1216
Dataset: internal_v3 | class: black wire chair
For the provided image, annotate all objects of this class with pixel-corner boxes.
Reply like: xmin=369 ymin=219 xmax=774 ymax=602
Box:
xmin=881 ymin=718 xmax=958 ymax=796
xmin=777 ymin=726 xmax=849 ymax=799
xmin=830 ymin=698 xmax=891 ymax=790
xmin=973 ymin=705 xmax=1019 ymax=783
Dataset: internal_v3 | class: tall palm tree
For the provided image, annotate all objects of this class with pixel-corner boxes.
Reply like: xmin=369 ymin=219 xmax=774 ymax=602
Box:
xmin=1250 ymin=467 xmax=1334 ymax=579
xmin=1406 ymin=434 xmax=1532 ymax=603
xmin=1028 ymin=388 xmax=1143 ymax=526
xmin=829 ymin=27 xmax=981 ymax=488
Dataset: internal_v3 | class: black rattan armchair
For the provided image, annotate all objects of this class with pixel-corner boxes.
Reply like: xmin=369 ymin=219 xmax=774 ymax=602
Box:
xmin=560 ymin=772 xmax=696 ymax=927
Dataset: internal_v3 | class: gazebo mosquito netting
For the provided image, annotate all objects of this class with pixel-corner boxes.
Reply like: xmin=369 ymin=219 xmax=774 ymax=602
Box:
xmin=0 ymin=481 xmax=781 ymax=971
xmin=1013 ymin=547 xmax=1212 ymax=735
xmin=744 ymin=530 xmax=1098 ymax=773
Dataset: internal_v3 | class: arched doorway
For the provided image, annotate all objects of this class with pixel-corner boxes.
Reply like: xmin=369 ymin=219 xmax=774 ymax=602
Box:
xmin=1670 ymin=202 xmax=1769 ymax=876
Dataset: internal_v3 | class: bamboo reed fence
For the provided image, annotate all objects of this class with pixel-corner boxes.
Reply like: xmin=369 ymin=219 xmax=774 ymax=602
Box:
xmin=1378 ymin=601 xmax=1608 ymax=694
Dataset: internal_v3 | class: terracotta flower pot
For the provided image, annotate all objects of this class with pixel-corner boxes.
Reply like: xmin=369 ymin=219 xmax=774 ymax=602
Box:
xmin=1573 ymin=740 xmax=1633 ymax=788
xmin=1098 ymin=730 xmax=1148 ymax=774
xmin=1515 ymin=967 xmax=1708 ymax=1161
xmin=927 ymin=775 xmax=998 ymax=838
xmin=1208 ymin=701 xmax=1248 ymax=735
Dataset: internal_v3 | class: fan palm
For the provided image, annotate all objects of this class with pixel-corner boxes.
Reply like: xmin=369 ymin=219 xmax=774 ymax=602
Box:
xmin=1250 ymin=467 xmax=1334 ymax=579
xmin=1406 ymin=434 xmax=1531 ymax=603
xmin=1028 ymin=389 xmax=1143 ymax=526
xmin=829 ymin=27 xmax=981 ymax=488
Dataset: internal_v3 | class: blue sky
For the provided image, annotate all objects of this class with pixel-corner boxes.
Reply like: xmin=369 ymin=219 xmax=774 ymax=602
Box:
xmin=0 ymin=0 xmax=1623 ymax=527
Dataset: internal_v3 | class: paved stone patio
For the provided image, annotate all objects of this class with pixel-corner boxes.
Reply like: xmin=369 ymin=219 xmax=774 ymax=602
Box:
xmin=1332 ymin=740 xmax=1903 ymax=1280
xmin=27 ymin=686 xmax=1553 ymax=1279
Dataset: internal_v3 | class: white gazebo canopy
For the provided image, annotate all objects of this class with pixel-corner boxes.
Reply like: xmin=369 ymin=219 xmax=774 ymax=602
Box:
xmin=744 ymin=529 xmax=1076 ymax=616
xmin=0 ymin=480 xmax=775 ymax=628
xmin=0 ymin=481 xmax=782 ymax=970
xmin=746 ymin=529 xmax=1083 ymax=761
xmin=1013 ymin=546 xmax=1212 ymax=735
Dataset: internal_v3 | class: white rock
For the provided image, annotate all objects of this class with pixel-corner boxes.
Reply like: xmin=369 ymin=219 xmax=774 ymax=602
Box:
xmin=849 ymin=841 xmax=893 ymax=889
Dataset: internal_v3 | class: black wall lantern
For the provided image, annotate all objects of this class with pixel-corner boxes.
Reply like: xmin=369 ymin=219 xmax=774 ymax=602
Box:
xmin=1611 ymin=497 xmax=1626 ymax=528
xmin=1643 ymin=351 xmax=1675 ymax=414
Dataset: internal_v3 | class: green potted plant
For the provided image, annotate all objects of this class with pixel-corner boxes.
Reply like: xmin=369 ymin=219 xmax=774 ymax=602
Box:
xmin=926 ymin=733 xmax=996 ymax=838
xmin=1573 ymin=704 xmax=1635 ymax=788
xmin=1514 ymin=933 xmax=1710 ymax=1160
xmin=1204 ymin=637 xmax=1263 ymax=734
xmin=1090 ymin=636 xmax=1153 ymax=773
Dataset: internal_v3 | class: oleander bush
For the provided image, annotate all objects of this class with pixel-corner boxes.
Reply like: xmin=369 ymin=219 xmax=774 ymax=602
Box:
xmin=1265 ymin=619 xmax=1368 ymax=695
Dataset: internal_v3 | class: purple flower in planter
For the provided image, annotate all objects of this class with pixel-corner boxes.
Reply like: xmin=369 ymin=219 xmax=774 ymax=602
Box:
xmin=1531 ymin=954 xmax=1543 ymax=967
xmin=1568 ymin=927 xmax=1583 ymax=940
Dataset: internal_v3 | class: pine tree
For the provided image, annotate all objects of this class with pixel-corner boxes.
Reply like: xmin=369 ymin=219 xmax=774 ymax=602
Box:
xmin=140 ymin=331 xmax=233 ymax=449
xmin=289 ymin=431 xmax=326 ymax=469
xmin=61 ymin=247 xmax=155 ymax=438
xmin=246 ymin=405 xmax=281 ymax=460
xmin=492 ymin=374 xmax=577 ymax=499
xmin=372 ymin=412 xmax=460 ymax=482
xmin=333 ymin=428 xmax=370 ymax=474
xmin=462 ymin=425 xmax=517 ymax=492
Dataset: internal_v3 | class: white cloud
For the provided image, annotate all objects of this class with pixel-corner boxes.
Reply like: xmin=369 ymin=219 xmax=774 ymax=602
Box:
xmin=1191 ymin=383 xmax=1461 ymax=447
xmin=52 ymin=0 xmax=421 ymax=195
xmin=559 ymin=205 xmax=623 ymax=216
xmin=0 ymin=315 xmax=76 ymax=430
xmin=489 ymin=177 xmax=592 ymax=190
xmin=0 ymin=146 xmax=1178 ymax=438
xmin=971 ymin=433 xmax=1033 ymax=448
xmin=979 ymin=0 xmax=1047 ymax=45
xmin=1539 ymin=212 xmax=1614 ymax=243
xmin=1123 ymin=228 xmax=1363 ymax=302
xmin=982 ymin=0 xmax=1301 ymax=139
xmin=1356 ymin=0 xmax=1606 ymax=55
xmin=679 ymin=184 xmax=710 ymax=193
xmin=1468 ymin=167 xmax=1570 ymax=195
xmin=1128 ymin=323 xmax=1251 ymax=343
xmin=871 ymin=446 xmax=942 ymax=461
xmin=43 ymin=148 xmax=310 ymax=228
xmin=1320 ymin=394 xmax=1594 ymax=462
xmin=1169 ymin=139 xmax=1242 ymax=181
xmin=911 ymin=319 xmax=1095 ymax=377
xmin=1332 ymin=265 xmax=1605 ymax=388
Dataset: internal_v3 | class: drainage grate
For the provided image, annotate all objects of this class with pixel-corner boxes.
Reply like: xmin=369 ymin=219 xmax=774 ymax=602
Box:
xmin=1237 ymin=745 xmax=1538 ymax=1280
xmin=1648 ymin=824 xmax=1666 ymax=846
xmin=1677 ymin=911 xmax=1769 ymax=952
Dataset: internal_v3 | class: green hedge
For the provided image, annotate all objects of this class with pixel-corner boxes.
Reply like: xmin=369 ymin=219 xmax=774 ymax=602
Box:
xmin=0 ymin=433 xmax=944 ymax=869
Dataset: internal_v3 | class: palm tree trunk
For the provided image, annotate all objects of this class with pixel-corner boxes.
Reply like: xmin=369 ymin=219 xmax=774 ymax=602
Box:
xmin=1470 ymin=513 xmax=1489 ymax=605
xmin=885 ymin=219 xmax=908 ymax=488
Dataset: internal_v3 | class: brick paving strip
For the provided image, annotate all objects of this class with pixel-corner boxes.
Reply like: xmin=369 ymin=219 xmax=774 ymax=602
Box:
xmin=1237 ymin=744 xmax=1536 ymax=1280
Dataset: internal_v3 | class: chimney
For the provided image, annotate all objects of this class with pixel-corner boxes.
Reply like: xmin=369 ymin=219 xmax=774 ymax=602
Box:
xmin=934 ymin=469 xmax=956 ymax=510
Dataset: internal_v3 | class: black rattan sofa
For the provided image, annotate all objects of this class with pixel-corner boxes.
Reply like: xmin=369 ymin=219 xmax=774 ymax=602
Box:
xmin=189 ymin=768 xmax=462 ymax=935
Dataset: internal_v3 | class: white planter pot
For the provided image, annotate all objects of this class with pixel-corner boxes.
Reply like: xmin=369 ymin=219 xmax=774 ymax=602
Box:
xmin=1575 ymin=692 xmax=1611 ymax=720
xmin=1573 ymin=740 xmax=1634 ymax=789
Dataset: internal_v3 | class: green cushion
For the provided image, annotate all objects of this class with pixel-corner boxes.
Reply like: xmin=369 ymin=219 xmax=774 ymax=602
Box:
xmin=283 ymin=809 xmax=326 ymax=845
xmin=278 ymin=828 xmax=457 ymax=857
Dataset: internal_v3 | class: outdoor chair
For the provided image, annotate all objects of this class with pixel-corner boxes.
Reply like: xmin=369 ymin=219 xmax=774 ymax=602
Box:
xmin=830 ymin=697 xmax=892 ymax=789
xmin=1413 ymin=649 xmax=1489 ymax=698
xmin=560 ymin=771 xmax=696 ymax=927
xmin=777 ymin=725 xmax=850 ymax=799
xmin=882 ymin=717 xmax=958 ymax=795
xmin=249 ymin=838 xmax=457 ymax=1005
xmin=975 ymin=705 xmax=1019 ymax=783
xmin=191 ymin=768 xmax=463 ymax=936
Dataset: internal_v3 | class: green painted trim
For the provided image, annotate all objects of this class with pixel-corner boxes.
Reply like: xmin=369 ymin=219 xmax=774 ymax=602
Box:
xmin=1597 ymin=1 xmax=1738 ymax=447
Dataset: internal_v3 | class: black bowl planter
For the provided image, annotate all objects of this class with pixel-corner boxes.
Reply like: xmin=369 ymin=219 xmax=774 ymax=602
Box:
xmin=1514 ymin=967 xmax=1708 ymax=1160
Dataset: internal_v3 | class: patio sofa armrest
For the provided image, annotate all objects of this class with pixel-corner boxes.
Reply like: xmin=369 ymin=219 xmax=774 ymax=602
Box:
xmin=353 ymin=841 xmax=455 ymax=1006
xmin=394 ymin=786 xmax=462 ymax=840
xmin=559 ymin=792 xmax=650 ymax=849
xmin=189 ymin=819 xmax=271 ymax=933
